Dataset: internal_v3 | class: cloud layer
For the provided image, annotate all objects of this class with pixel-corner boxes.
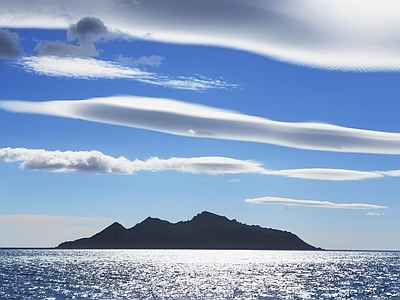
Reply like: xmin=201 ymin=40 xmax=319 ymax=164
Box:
xmin=15 ymin=56 xmax=235 ymax=91
xmin=1 ymin=96 xmax=400 ymax=154
xmin=245 ymin=196 xmax=387 ymax=210
xmin=2 ymin=0 xmax=400 ymax=70
xmin=1 ymin=147 xmax=398 ymax=181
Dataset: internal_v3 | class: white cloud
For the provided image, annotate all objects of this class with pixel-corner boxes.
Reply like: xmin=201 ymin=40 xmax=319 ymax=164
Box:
xmin=366 ymin=212 xmax=385 ymax=217
xmin=0 ymin=147 xmax=265 ymax=175
xmin=245 ymin=196 xmax=387 ymax=210
xmin=15 ymin=56 xmax=236 ymax=91
xmin=2 ymin=0 xmax=400 ymax=70
xmin=0 ymin=147 xmax=399 ymax=181
xmin=17 ymin=56 xmax=149 ymax=79
xmin=1 ymin=95 xmax=399 ymax=154
xmin=0 ymin=28 xmax=24 ymax=59
xmin=117 ymin=55 xmax=164 ymax=67
xmin=383 ymin=170 xmax=400 ymax=177
xmin=0 ymin=214 xmax=112 ymax=247
xmin=264 ymin=168 xmax=384 ymax=181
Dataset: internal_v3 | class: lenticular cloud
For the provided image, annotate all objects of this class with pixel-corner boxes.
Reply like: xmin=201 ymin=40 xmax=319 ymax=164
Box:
xmin=1 ymin=96 xmax=399 ymax=154
xmin=0 ymin=147 xmax=265 ymax=175
xmin=0 ymin=147 xmax=397 ymax=181
xmin=245 ymin=196 xmax=387 ymax=210
xmin=2 ymin=0 xmax=400 ymax=70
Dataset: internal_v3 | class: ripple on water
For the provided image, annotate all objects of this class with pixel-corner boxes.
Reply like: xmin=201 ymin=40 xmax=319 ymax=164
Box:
xmin=0 ymin=249 xmax=399 ymax=299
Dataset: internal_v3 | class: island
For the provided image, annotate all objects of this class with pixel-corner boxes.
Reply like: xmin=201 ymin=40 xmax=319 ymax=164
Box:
xmin=57 ymin=211 xmax=321 ymax=250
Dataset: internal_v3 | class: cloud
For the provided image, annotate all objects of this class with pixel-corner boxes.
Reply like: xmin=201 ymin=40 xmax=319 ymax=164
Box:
xmin=35 ymin=41 xmax=99 ymax=57
xmin=0 ymin=147 xmax=399 ymax=181
xmin=366 ymin=212 xmax=385 ymax=217
xmin=0 ymin=28 xmax=24 ymax=59
xmin=0 ymin=214 xmax=112 ymax=247
xmin=1 ymin=95 xmax=399 ymax=154
xmin=34 ymin=17 xmax=115 ymax=58
xmin=117 ymin=55 xmax=164 ymax=67
xmin=2 ymin=0 xmax=400 ymax=70
xmin=15 ymin=56 xmax=236 ymax=90
xmin=384 ymin=170 xmax=400 ymax=177
xmin=245 ymin=196 xmax=387 ymax=210
xmin=67 ymin=16 xmax=110 ymax=43
xmin=264 ymin=168 xmax=384 ymax=181
xmin=229 ymin=178 xmax=241 ymax=183
xmin=0 ymin=147 xmax=265 ymax=175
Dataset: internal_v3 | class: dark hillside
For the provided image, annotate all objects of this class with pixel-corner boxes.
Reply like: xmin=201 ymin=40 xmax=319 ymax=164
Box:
xmin=58 ymin=211 xmax=320 ymax=250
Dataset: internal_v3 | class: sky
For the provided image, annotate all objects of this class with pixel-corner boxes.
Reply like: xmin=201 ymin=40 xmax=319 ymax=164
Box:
xmin=0 ymin=0 xmax=399 ymax=250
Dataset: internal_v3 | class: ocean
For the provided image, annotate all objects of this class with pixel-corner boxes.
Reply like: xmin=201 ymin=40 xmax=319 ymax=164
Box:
xmin=0 ymin=249 xmax=399 ymax=299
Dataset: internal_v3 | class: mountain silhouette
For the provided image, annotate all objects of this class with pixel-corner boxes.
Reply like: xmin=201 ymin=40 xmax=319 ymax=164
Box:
xmin=57 ymin=211 xmax=320 ymax=250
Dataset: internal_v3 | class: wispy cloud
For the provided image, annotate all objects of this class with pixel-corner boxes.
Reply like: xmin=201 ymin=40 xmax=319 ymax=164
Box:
xmin=2 ymin=0 xmax=400 ymax=70
xmin=1 ymin=96 xmax=399 ymax=154
xmin=0 ymin=214 xmax=112 ymax=247
xmin=229 ymin=178 xmax=241 ymax=183
xmin=117 ymin=55 xmax=164 ymax=67
xmin=15 ymin=56 xmax=236 ymax=91
xmin=245 ymin=196 xmax=387 ymax=210
xmin=10 ymin=16 xmax=234 ymax=90
xmin=366 ymin=212 xmax=385 ymax=217
xmin=0 ymin=28 xmax=24 ymax=59
xmin=0 ymin=147 xmax=398 ymax=181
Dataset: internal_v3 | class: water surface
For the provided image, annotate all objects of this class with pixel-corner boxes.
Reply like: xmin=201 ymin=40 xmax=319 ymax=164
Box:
xmin=1 ymin=249 xmax=399 ymax=299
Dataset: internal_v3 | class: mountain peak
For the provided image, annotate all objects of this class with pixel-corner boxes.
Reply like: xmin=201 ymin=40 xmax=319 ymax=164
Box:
xmin=189 ymin=211 xmax=234 ymax=227
xmin=91 ymin=222 xmax=126 ymax=237
xmin=197 ymin=211 xmax=219 ymax=217
xmin=192 ymin=211 xmax=227 ymax=221
xmin=108 ymin=222 xmax=126 ymax=229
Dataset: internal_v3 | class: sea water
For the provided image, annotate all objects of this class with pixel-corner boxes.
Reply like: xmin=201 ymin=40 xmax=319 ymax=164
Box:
xmin=0 ymin=249 xmax=399 ymax=299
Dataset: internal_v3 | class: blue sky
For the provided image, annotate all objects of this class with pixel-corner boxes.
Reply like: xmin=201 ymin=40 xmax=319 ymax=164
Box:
xmin=0 ymin=0 xmax=399 ymax=249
